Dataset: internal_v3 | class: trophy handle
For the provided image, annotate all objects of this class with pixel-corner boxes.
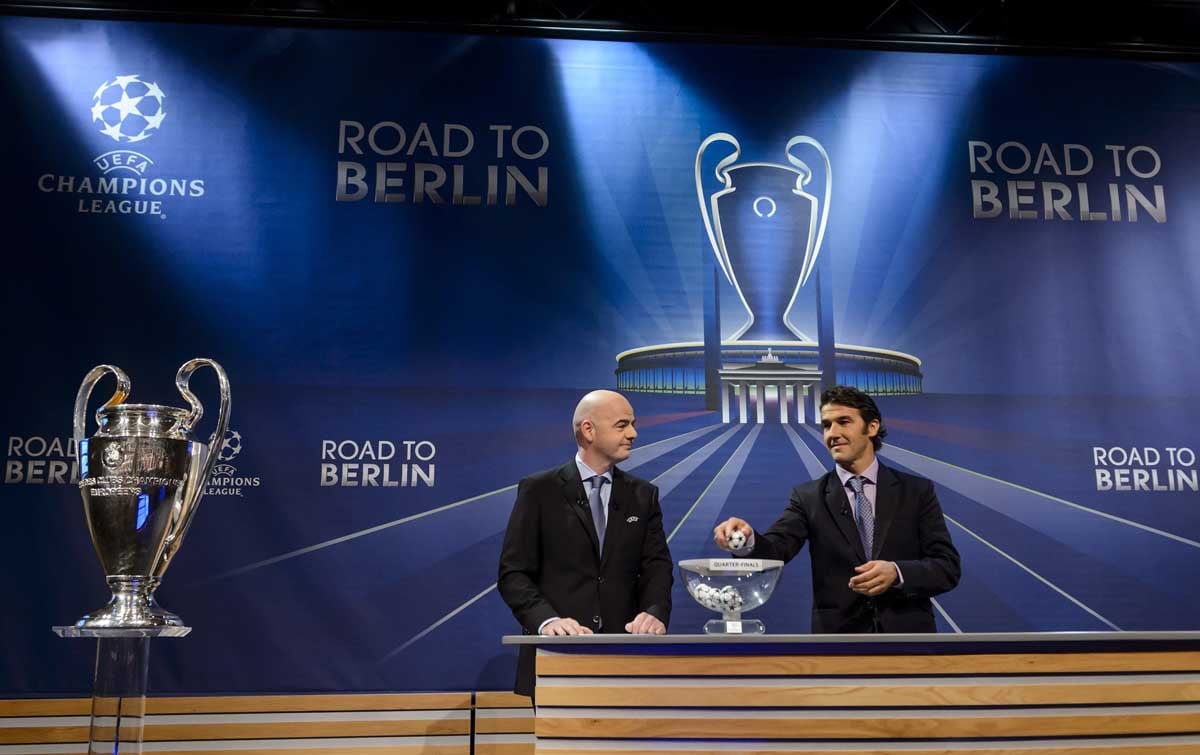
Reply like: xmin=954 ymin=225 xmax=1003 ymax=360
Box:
xmin=175 ymin=358 xmax=231 ymax=450
xmin=695 ymin=132 xmax=742 ymax=286
xmin=73 ymin=365 xmax=131 ymax=443
xmin=785 ymin=136 xmax=832 ymax=288
xmin=153 ymin=358 xmax=230 ymax=579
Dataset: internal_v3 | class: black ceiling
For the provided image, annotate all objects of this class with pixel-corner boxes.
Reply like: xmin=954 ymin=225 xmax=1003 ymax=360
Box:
xmin=3 ymin=0 xmax=1200 ymax=58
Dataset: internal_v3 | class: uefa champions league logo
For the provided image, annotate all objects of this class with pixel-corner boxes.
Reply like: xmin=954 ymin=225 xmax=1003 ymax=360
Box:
xmin=208 ymin=429 xmax=260 ymax=497
xmin=36 ymin=73 xmax=205 ymax=218
xmin=91 ymin=75 xmax=166 ymax=144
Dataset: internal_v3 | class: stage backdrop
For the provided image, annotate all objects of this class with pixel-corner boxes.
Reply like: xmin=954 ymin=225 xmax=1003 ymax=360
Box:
xmin=1 ymin=15 xmax=1198 ymax=695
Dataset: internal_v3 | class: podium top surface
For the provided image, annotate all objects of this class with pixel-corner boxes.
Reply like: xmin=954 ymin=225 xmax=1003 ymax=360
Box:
xmin=503 ymin=631 xmax=1200 ymax=647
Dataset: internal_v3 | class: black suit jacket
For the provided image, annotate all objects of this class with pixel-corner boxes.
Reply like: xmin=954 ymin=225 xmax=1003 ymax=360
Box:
xmin=750 ymin=463 xmax=960 ymax=633
xmin=497 ymin=460 xmax=673 ymax=696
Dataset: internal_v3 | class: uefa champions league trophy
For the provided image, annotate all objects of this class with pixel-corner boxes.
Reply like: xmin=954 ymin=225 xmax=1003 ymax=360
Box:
xmin=69 ymin=358 xmax=230 ymax=629
xmin=54 ymin=359 xmax=229 ymax=754
xmin=696 ymin=133 xmax=831 ymax=342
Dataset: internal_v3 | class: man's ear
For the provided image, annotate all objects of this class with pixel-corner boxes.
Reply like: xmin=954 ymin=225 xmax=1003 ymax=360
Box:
xmin=866 ymin=419 xmax=880 ymax=438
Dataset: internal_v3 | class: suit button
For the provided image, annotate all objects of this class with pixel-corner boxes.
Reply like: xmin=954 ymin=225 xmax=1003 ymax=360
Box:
xmin=597 ymin=577 xmax=605 ymax=584
xmin=592 ymin=615 xmax=601 ymax=625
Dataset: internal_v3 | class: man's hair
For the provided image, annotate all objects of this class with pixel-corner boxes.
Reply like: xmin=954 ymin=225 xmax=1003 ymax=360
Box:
xmin=820 ymin=385 xmax=887 ymax=451
xmin=572 ymin=390 xmax=612 ymax=445
xmin=573 ymin=400 xmax=592 ymax=445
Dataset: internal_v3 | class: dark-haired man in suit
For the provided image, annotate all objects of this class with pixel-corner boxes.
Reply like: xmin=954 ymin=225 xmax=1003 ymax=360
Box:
xmin=498 ymin=390 xmax=673 ymax=697
xmin=714 ymin=385 xmax=959 ymax=633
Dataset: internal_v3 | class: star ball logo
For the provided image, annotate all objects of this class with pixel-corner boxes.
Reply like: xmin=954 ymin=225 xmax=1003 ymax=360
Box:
xmin=92 ymin=74 xmax=167 ymax=144
xmin=36 ymin=73 xmax=206 ymax=219
xmin=219 ymin=430 xmax=243 ymax=462
xmin=206 ymin=429 xmax=261 ymax=498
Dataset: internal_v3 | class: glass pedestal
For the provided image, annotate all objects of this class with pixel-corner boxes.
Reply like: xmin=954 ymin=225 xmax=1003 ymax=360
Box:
xmin=53 ymin=626 xmax=190 ymax=754
xmin=703 ymin=614 xmax=766 ymax=635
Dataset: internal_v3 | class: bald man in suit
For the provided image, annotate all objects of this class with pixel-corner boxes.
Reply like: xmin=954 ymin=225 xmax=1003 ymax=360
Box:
xmin=498 ymin=390 xmax=673 ymax=697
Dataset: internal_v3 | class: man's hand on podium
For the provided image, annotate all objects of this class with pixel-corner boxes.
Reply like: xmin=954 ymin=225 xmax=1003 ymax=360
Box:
xmin=625 ymin=611 xmax=666 ymax=635
xmin=540 ymin=618 xmax=594 ymax=636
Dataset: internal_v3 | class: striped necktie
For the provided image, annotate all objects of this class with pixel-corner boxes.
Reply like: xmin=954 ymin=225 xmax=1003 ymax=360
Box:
xmin=588 ymin=475 xmax=608 ymax=553
xmin=847 ymin=475 xmax=873 ymax=557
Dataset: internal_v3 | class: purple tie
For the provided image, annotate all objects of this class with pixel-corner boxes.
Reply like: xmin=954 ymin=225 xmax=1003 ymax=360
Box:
xmin=588 ymin=475 xmax=608 ymax=552
xmin=848 ymin=475 xmax=873 ymax=557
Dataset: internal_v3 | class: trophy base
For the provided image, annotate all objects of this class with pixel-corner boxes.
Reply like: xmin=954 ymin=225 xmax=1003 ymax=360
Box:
xmin=54 ymin=625 xmax=191 ymax=638
xmin=74 ymin=577 xmax=185 ymax=630
xmin=704 ymin=617 xmax=765 ymax=635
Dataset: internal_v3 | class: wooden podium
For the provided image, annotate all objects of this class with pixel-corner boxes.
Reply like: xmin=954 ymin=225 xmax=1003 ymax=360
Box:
xmin=504 ymin=632 xmax=1200 ymax=754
